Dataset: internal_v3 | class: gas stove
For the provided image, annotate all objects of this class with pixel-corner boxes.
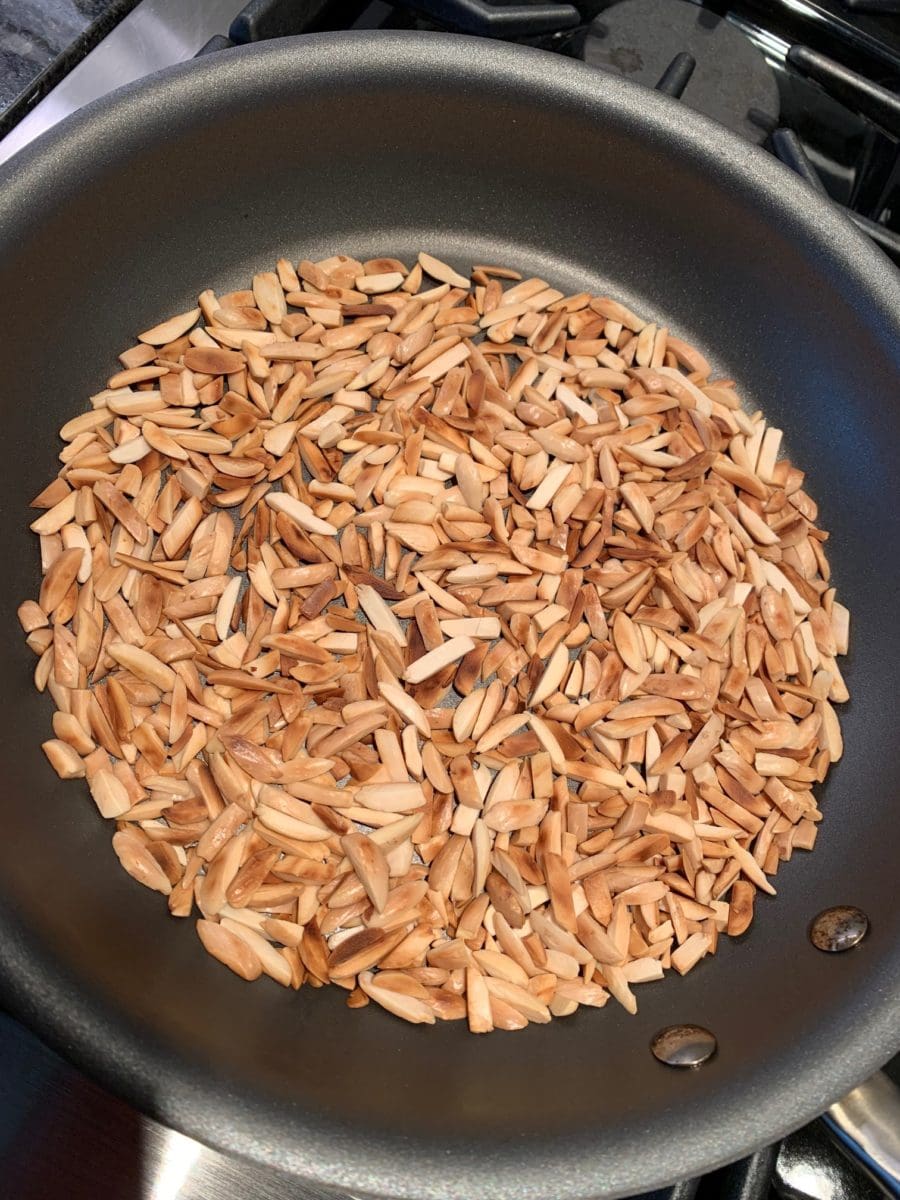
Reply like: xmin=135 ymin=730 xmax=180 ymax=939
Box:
xmin=0 ymin=1 xmax=898 ymax=1198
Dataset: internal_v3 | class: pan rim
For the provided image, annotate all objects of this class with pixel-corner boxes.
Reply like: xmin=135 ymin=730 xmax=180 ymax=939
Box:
xmin=0 ymin=28 xmax=898 ymax=1200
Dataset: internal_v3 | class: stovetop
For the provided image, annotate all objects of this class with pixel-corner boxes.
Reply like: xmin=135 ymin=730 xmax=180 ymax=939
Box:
xmin=0 ymin=0 xmax=137 ymax=125
xmin=0 ymin=1 xmax=898 ymax=1197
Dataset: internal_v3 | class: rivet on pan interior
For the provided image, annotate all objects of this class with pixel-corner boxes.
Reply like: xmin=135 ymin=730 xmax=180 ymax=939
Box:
xmin=650 ymin=1024 xmax=717 ymax=1069
xmin=809 ymin=905 xmax=869 ymax=953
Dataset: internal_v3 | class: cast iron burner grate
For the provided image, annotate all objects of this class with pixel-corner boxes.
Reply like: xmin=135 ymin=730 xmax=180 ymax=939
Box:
xmin=583 ymin=0 xmax=780 ymax=143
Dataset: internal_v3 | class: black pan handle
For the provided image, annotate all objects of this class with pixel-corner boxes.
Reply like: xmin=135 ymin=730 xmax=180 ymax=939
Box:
xmin=400 ymin=0 xmax=581 ymax=37
xmin=824 ymin=1071 xmax=900 ymax=1197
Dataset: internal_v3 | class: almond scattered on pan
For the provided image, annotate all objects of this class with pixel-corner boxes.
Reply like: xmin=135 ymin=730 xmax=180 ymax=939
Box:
xmin=20 ymin=250 xmax=850 ymax=1032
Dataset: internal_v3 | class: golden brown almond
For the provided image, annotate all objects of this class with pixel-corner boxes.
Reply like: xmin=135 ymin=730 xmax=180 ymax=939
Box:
xmin=19 ymin=251 xmax=848 ymax=1034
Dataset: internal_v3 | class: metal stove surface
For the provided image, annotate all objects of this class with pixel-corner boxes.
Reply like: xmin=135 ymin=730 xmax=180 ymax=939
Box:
xmin=0 ymin=0 xmax=247 ymax=163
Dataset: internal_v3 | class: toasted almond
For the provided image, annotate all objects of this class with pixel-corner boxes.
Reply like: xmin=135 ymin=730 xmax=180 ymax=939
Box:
xmin=418 ymin=252 xmax=470 ymax=290
xmin=21 ymin=251 xmax=846 ymax=1035
xmin=197 ymin=918 xmax=263 ymax=981
xmin=39 ymin=547 xmax=83 ymax=616
xmin=112 ymin=828 xmax=173 ymax=895
xmin=183 ymin=346 xmax=244 ymax=374
xmin=378 ymin=682 xmax=430 ymax=736
xmin=357 ymin=584 xmax=407 ymax=647
xmin=264 ymin=492 xmax=337 ymax=536
xmin=404 ymin=637 xmax=476 ymax=684
xmin=138 ymin=307 xmax=200 ymax=345
xmin=107 ymin=643 xmax=176 ymax=691
xmin=341 ymin=832 xmax=390 ymax=912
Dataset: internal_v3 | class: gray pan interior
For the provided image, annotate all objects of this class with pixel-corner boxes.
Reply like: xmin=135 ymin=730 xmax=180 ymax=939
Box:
xmin=0 ymin=31 xmax=897 ymax=1200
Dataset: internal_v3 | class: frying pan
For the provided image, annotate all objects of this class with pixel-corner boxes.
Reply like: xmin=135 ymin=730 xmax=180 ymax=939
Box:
xmin=0 ymin=30 xmax=898 ymax=1200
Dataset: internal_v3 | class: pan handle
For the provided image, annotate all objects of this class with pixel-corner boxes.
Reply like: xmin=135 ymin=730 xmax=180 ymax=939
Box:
xmin=823 ymin=1071 xmax=900 ymax=1197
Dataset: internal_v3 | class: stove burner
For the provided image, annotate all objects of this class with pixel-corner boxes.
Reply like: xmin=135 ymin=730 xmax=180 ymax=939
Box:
xmin=583 ymin=0 xmax=780 ymax=143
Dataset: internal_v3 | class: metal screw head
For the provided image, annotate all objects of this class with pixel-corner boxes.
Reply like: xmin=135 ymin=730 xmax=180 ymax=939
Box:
xmin=809 ymin=905 xmax=869 ymax=953
xmin=650 ymin=1024 xmax=717 ymax=1069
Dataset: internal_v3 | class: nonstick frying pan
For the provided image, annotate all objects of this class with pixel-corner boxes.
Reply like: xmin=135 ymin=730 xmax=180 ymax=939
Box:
xmin=0 ymin=31 xmax=898 ymax=1200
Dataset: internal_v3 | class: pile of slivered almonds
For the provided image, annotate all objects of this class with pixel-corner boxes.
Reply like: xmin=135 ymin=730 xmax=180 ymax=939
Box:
xmin=20 ymin=250 xmax=850 ymax=1032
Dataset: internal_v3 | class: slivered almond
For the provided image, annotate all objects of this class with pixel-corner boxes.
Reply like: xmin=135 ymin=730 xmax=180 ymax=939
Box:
xmin=671 ymin=932 xmax=710 ymax=975
xmin=252 ymin=272 xmax=287 ymax=324
xmin=404 ymin=637 xmax=476 ymax=684
xmin=360 ymin=970 xmax=435 ymax=1024
xmin=466 ymin=968 xmax=494 ymax=1033
xmin=736 ymin=499 xmax=780 ymax=546
xmin=89 ymin=770 xmax=131 ymax=818
xmin=42 ymin=738 xmax=86 ymax=779
xmin=418 ymin=252 xmax=470 ymax=289
xmin=454 ymin=453 xmax=483 ymax=511
xmin=527 ymin=713 xmax=566 ymax=772
xmin=112 ymin=828 xmax=173 ymax=895
xmin=197 ymin=918 xmax=262 ymax=981
xmin=356 ymin=272 xmax=404 ymax=295
xmin=39 ymin=547 xmax=83 ymax=616
xmin=727 ymin=880 xmax=755 ymax=936
xmin=326 ymin=926 xmax=411 ymax=977
xmin=619 ymin=481 xmax=655 ymax=535
xmin=357 ymin=584 xmax=407 ymax=647
xmin=264 ymin=492 xmax=337 ymax=536
xmin=355 ymin=783 xmax=426 ymax=813
xmin=183 ymin=346 xmax=244 ymax=374
xmin=439 ymin=617 xmax=499 ymax=639
xmin=726 ymin=838 xmax=777 ymax=895
xmin=92 ymin=480 xmax=148 ymax=543
xmin=109 ymin=435 xmax=151 ymax=464
xmin=531 ymin=642 xmax=569 ymax=708
xmin=612 ymin=611 xmax=645 ymax=673
xmin=107 ymin=643 xmax=175 ymax=691
xmin=342 ymin=832 xmax=390 ymax=912
xmin=532 ymin=427 xmax=588 ymax=463
xmin=215 ymin=575 xmax=242 ymax=643
xmin=483 ymin=800 xmax=549 ymax=833
xmin=484 ymin=977 xmax=551 ymax=1024
xmin=20 ymin=251 xmax=846 ymax=1034
xmin=475 ymin=713 xmax=528 ymax=753
xmin=378 ymin=682 xmax=430 ymax=736
xmin=138 ymin=308 xmax=200 ymax=346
